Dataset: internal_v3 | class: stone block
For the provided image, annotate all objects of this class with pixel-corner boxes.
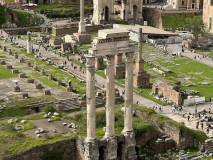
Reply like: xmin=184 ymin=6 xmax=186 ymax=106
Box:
xmin=26 ymin=78 xmax=34 ymax=83
xmin=20 ymin=58 xmax=25 ymax=63
xmin=19 ymin=73 xmax=26 ymax=78
xmin=57 ymin=81 xmax=62 ymax=85
xmin=13 ymin=85 xmax=20 ymax=92
xmin=33 ymin=65 xmax=38 ymax=71
xmin=48 ymin=74 xmax=53 ymax=80
xmin=0 ymin=60 xmax=6 ymax=65
xmin=26 ymin=61 xmax=31 ymax=67
xmin=12 ymin=69 xmax=19 ymax=74
xmin=73 ymin=33 xmax=92 ymax=44
xmin=8 ymin=49 xmax=12 ymax=55
xmin=71 ymin=44 xmax=78 ymax=53
xmin=40 ymin=69 xmax=45 ymax=76
xmin=67 ymin=86 xmax=73 ymax=92
xmin=3 ymin=46 xmax=7 ymax=52
xmin=14 ymin=53 xmax=18 ymax=59
xmin=5 ymin=65 xmax=12 ymax=69
xmin=22 ymin=93 xmax=28 ymax=99
xmin=133 ymin=71 xmax=150 ymax=88
xmin=35 ymin=83 xmax=42 ymax=89
xmin=44 ymin=90 xmax=51 ymax=95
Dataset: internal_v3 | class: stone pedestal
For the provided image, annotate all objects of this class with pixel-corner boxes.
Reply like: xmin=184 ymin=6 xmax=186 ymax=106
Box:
xmin=14 ymin=53 xmax=18 ymax=59
xmin=8 ymin=49 xmax=12 ymax=55
xmin=44 ymin=90 xmax=51 ymax=95
xmin=22 ymin=93 xmax=28 ymax=99
xmin=73 ymin=33 xmax=92 ymax=44
xmin=71 ymin=44 xmax=78 ymax=53
xmin=84 ymin=139 xmax=99 ymax=160
xmin=13 ymin=85 xmax=20 ymax=92
xmin=33 ymin=65 xmax=38 ymax=71
xmin=26 ymin=78 xmax=34 ymax=83
xmin=124 ymin=131 xmax=137 ymax=160
xmin=0 ymin=60 xmax=6 ymax=65
xmin=5 ymin=65 xmax=12 ymax=69
xmin=48 ymin=74 xmax=53 ymax=80
xmin=35 ymin=83 xmax=42 ymax=89
xmin=133 ymin=60 xmax=150 ymax=88
xmin=19 ymin=73 xmax=26 ymax=78
xmin=27 ymin=32 xmax=32 ymax=54
xmin=66 ymin=86 xmax=73 ymax=92
xmin=115 ymin=54 xmax=125 ymax=78
xmin=3 ymin=46 xmax=7 ymax=52
xmin=12 ymin=69 xmax=19 ymax=74
xmin=57 ymin=81 xmax=62 ymax=86
xmin=40 ymin=69 xmax=45 ymax=76
xmin=106 ymin=136 xmax=118 ymax=160
xmin=95 ymin=57 xmax=103 ymax=69
xmin=20 ymin=58 xmax=25 ymax=63
xmin=26 ymin=61 xmax=31 ymax=67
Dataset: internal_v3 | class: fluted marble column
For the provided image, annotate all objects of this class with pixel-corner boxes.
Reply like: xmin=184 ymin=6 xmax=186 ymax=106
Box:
xmin=86 ymin=56 xmax=96 ymax=140
xmin=105 ymin=55 xmax=115 ymax=137
xmin=78 ymin=0 xmax=86 ymax=34
xmin=124 ymin=52 xmax=134 ymax=132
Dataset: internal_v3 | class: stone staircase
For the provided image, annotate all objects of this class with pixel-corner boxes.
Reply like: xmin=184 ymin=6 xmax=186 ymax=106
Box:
xmin=205 ymin=139 xmax=213 ymax=153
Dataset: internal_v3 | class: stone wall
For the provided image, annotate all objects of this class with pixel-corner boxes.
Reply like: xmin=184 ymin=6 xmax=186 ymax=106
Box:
xmin=3 ymin=139 xmax=78 ymax=160
xmin=2 ymin=27 xmax=41 ymax=35
xmin=152 ymin=81 xmax=182 ymax=105
xmin=203 ymin=0 xmax=213 ymax=33
xmin=135 ymin=109 xmax=194 ymax=149
xmin=34 ymin=0 xmax=92 ymax=4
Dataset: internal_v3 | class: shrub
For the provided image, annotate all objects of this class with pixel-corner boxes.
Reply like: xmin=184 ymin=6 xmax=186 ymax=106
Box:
xmin=43 ymin=105 xmax=56 ymax=114
xmin=41 ymin=149 xmax=64 ymax=160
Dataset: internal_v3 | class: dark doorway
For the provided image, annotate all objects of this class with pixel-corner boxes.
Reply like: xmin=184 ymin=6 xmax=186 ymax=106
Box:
xmin=117 ymin=142 xmax=124 ymax=160
xmin=35 ymin=107 xmax=40 ymax=113
xmin=105 ymin=6 xmax=109 ymax=22
xmin=35 ymin=0 xmax=38 ymax=4
xmin=99 ymin=146 xmax=106 ymax=160
xmin=133 ymin=5 xmax=138 ymax=20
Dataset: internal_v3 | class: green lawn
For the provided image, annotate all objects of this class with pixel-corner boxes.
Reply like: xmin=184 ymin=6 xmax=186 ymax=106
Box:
xmin=0 ymin=6 xmax=6 ymax=26
xmin=162 ymin=15 xmax=202 ymax=29
xmin=0 ymin=65 xmax=18 ymax=79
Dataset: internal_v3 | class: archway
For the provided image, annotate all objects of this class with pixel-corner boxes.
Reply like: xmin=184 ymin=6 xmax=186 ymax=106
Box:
xmin=117 ymin=142 xmax=125 ymax=160
xmin=99 ymin=146 xmax=107 ymax=160
xmin=104 ymin=6 xmax=109 ymax=22
xmin=133 ymin=5 xmax=138 ymax=20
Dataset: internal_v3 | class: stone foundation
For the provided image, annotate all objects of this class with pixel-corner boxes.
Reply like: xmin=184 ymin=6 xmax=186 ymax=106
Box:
xmin=26 ymin=78 xmax=34 ymax=83
xmin=13 ymin=85 xmax=20 ymax=92
xmin=133 ymin=71 xmax=150 ymax=88
xmin=19 ymin=73 xmax=26 ymax=78
xmin=5 ymin=65 xmax=12 ymax=69
xmin=67 ymin=86 xmax=73 ymax=92
xmin=0 ymin=60 xmax=6 ymax=65
xmin=73 ymin=33 xmax=91 ymax=44
xmin=44 ymin=90 xmax=51 ymax=95
xmin=115 ymin=63 xmax=125 ymax=78
xmin=35 ymin=83 xmax=42 ymax=89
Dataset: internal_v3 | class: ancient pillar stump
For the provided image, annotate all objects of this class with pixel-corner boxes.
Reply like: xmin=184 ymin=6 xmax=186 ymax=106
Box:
xmin=35 ymin=83 xmax=42 ymax=89
xmin=8 ymin=49 xmax=12 ymax=55
xmin=12 ymin=69 xmax=19 ymax=74
xmin=48 ymin=74 xmax=53 ymax=80
xmin=44 ymin=89 xmax=51 ymax=95
xmin=3 ymin=46 xmax=7 ymax=52
xmin=0 ymin=60 xmax=6 ymax=65
xmin=26 ymin=61 xmax=31 ymax=67
xmin=19 ymin=73 xmax=26 ymax=78
xmin=20 ymin=58 xmax=25 ymax=63
xmin=13 ymin=85 xmax=20 ymax=92
xmin=22 ymin=93 xmax=28 ymax=99
xmin=14 ymin=52 xmax=18 ymax=59
xmin=57 ymin=81 xmax=62 ymax=85
xmin=33 ymin=65 xmax=38 ymax=71
xmin=66 ymin=86 xmax=73 ymax=92
xmin=26 ymin=78 xmax=34 ymax=83
xmin=40 ymin=69 xmax=45 ymax=76
xmin=5 ymin=65 xmax=12 ymax=69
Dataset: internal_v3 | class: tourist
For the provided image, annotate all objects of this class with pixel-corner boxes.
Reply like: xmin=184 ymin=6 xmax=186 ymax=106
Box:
xmin=209 ymin=97 xmax=212 ymax=102
xmin=172 ymin=106 xmax=175 ymax=112
xmin=64 ymin=61 xmax=67 ymax=65
xmin=159 ymin=106 xmax=161 ymax=113
xmin=182 ymin=46 xmax=184 ymax=53
xmin=201 ymin=123 xmax=204 ymax=130
xmin=207 ymin=128 xmax=210 ymax=134
xmin=187 ymin=115 xmax=190 ymax=121
xmin=209 ymin=108 xmax=211 ymax=114
xmin=196 ymin=122 xmax=199 ymax=129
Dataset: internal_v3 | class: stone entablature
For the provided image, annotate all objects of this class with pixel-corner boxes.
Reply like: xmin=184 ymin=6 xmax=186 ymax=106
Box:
xmin=152 ymin=80 xmax=182 ymax=105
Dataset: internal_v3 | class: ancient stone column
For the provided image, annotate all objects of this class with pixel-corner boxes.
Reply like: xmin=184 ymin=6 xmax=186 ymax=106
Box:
xmin=78 ymin=0 xmax=86 ymax=34
xmin=105 ymin=55 xmax=115 ymax=137
xmin=84 ymin=56 xmax=99 ymax=160
xmin=86 ymin=56 xmax=96 ymax=140
xmin=124 ymin=52 xmax=134 ymax=132
xmin=27 ymin=32 xmax=32 ymax=54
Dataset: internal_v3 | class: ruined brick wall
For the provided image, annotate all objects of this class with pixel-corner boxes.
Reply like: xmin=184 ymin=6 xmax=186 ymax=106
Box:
xmin=135 ymin=109 xmax=194 ymax=149
xmin=152 ymin=82 xmax=182 ymax=105
xmin=3 ymin=139 xmax=80 ymax=160
xmin=49 ymin=38 xmax=63 ymax=46
xmin=2 ymin=27 xmax=41 ymax=35
xmin=203 ymin=0 xmax=213 ymax=33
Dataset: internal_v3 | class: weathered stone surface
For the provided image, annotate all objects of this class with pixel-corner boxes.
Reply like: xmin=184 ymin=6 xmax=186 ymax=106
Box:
xmin=19 ymin=73 xmax=26 ymax=78
xmin=12 ymin=69 xmax=19 ymax=74
xmin=26 ymin=78 xmax=34 ymax=83
xmin=35 ymin=83 xmax=42 ymax=89
xmin=5 ymin=65 xmax=12 ymax=69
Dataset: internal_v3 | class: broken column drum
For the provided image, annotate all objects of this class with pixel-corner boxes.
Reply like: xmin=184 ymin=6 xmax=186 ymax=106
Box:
xmin=27 ymin=32 xmax=32 ymax=54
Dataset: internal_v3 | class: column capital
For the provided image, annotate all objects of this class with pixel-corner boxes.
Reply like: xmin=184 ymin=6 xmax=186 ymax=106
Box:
xmin=125 ymin=52 xmax=134 ymax=63
xmin=86 ymin=56 xmax=95 ymax=67
xmin=106 ymin=55 xmax=115 ymax=65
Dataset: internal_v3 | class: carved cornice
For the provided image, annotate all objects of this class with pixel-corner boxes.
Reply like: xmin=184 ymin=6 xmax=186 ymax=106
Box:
xmin=97 ymin=36 xmax=129 ymax=43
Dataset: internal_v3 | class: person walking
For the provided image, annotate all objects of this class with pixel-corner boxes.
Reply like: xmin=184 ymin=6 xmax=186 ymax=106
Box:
xmin=187 ymin=115 xmax=190 ymax=121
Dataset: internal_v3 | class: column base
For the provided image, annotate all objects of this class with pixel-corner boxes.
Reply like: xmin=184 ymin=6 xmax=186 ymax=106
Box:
xmin=73 ymin=33 xmax=91 ymax=44
xmin=105 ymin=136 xmax=117 ymax=160
xmin=84 ymin=138 xmax=99 ymax=160
xmin=124 ymin=131 xmax=137 ymax=160
xmin=133 ymin=71 xmax=150 ymax=88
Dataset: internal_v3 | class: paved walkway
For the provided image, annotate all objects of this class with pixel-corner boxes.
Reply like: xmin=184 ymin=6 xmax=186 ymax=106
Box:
xmin=166 ymin=44 xmax=213 ymax=67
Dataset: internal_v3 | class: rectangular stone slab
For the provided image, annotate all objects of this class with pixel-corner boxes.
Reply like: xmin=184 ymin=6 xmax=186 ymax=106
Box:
xmin=98 ymin=28 xmax=130 ymax=39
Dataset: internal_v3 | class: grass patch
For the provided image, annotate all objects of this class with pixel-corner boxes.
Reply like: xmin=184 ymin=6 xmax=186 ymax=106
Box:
xmin=0 ymin=65 xmax=18 ymax=79
xmin=0 ymin=106 xmax=27 ymax=118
